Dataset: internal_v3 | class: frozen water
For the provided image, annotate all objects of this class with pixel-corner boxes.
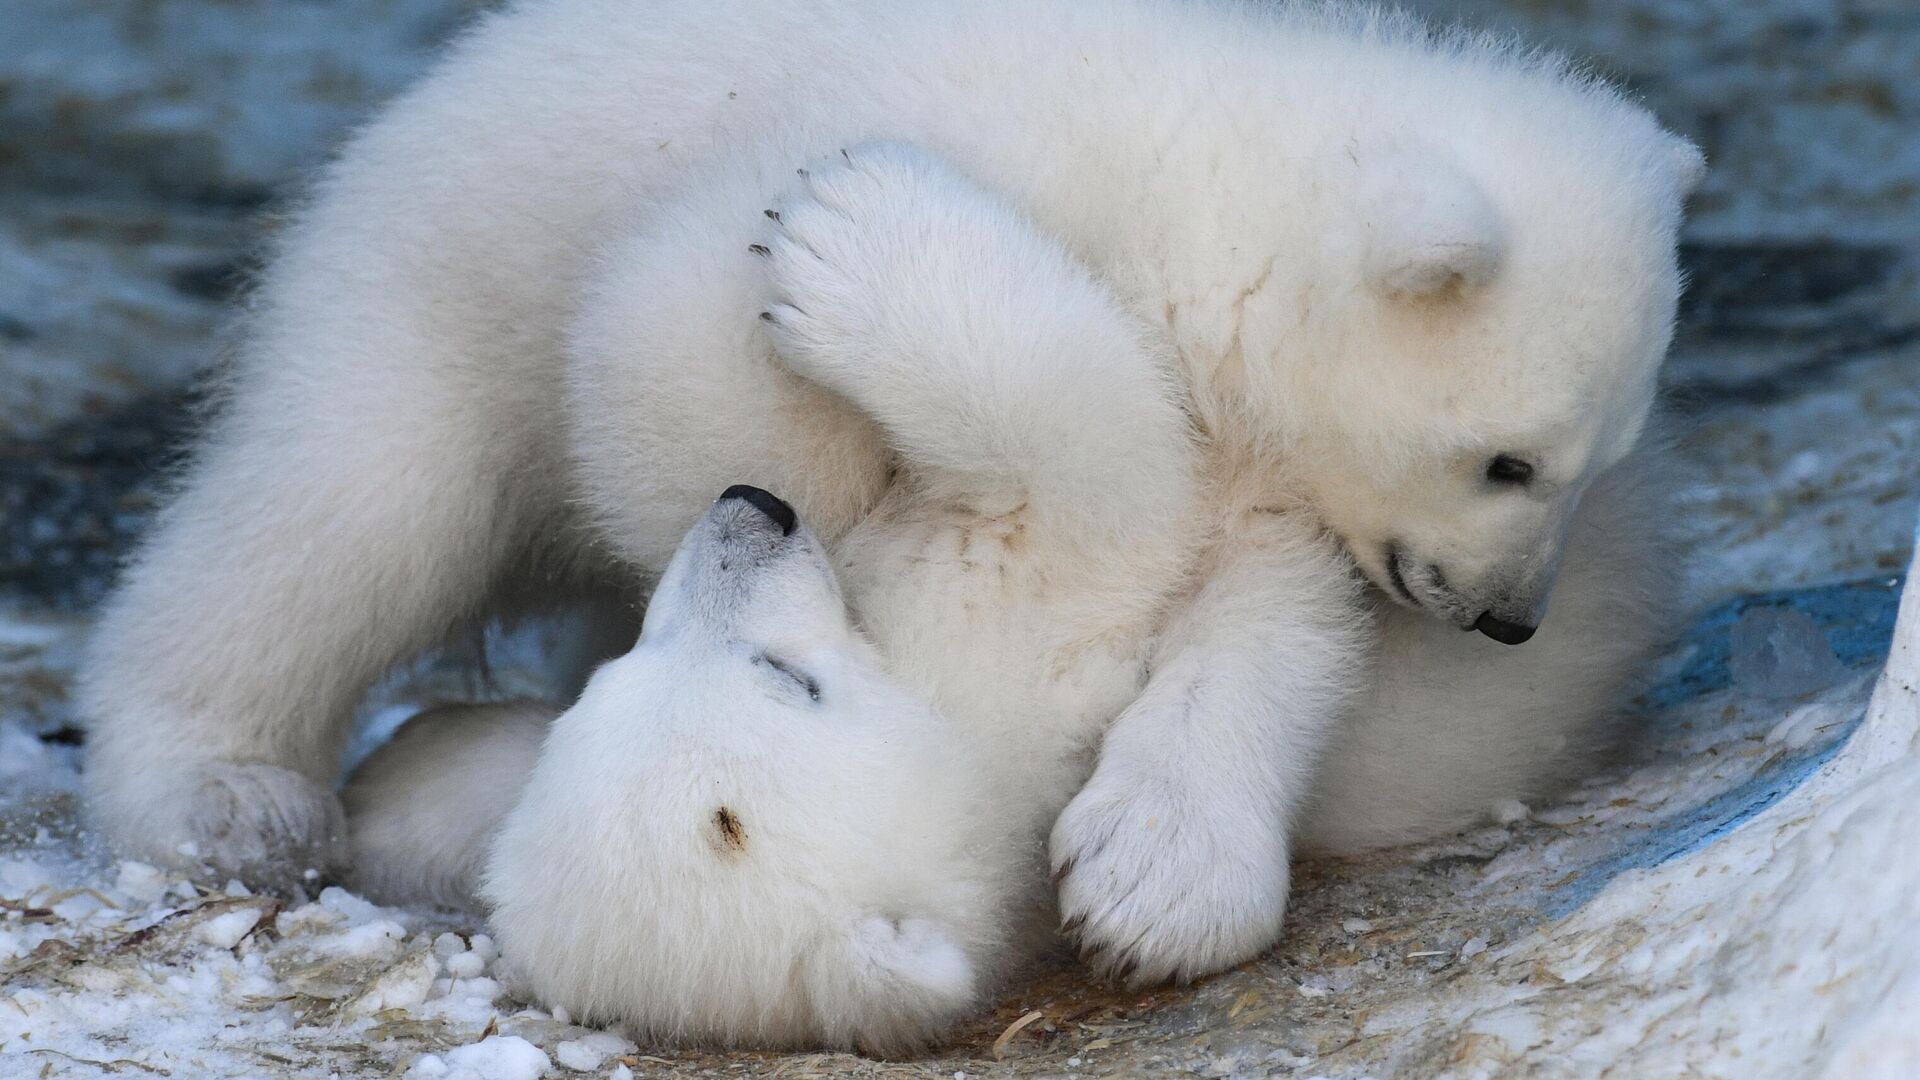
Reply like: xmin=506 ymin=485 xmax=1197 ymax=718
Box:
xmin=554 ymin=1031 xmax=638 ymax=1071
xmin=1731 ymin=604 xmax=1848 ymax=699
xmin=436 ymin=1035 xmax=551 ymax=1080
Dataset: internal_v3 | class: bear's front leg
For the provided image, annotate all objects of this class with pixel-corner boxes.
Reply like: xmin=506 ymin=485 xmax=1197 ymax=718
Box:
xmin=756 ymin=141 xmax=1189 ymax=531
xmin=1050 ymin=509 xmax=1375 ymax=986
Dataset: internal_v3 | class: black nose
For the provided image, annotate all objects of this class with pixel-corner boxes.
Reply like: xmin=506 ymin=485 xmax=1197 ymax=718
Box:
xmin=717 ymin=485 xmax=797 ymax=535
xmin=1474 ymin=611 xmax=1537 ymax=645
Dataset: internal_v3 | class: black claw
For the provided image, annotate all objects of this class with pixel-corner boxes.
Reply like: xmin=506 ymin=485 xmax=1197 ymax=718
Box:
xmin=1059 ymin=914 xmax=1085 ymax=938
xmin=1050 ymin=858 xmax=1076 ymax=887
xmin=1116 ymin=959 xmax=1139 ymax=983
xmin=764 ymin=209 xmax=781 ymax=223
xmin=747 ymin=243 xmax=770 ymax=256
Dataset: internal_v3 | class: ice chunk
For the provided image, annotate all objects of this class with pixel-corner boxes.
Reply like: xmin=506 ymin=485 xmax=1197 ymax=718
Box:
xmin=196 ymin=908 xmax=265 ymax=950
xmin=314 ymin=918 xmax=407 ymax=958
xmin=445 ymin=950 xmax=485 ymax=979
xmin=1730 ymin=605 xmax=1845 ymax=700
xmin=318 ymin=885 xmax=381 ymax=922
xmin=114 ymin=861 xmax=170 ymax=904
xmin=348 ymin=953 xmax=440 ymax=1015
xmin=553 ymin=1031 xmax=635 ymax=1071
xmin=437 ymin=1035 xmax=550 ymax=1080
xmin=445 ymin=975 xmax=503 ymax=1003
xmin=0 ymin=858 xmax=56 ymax=897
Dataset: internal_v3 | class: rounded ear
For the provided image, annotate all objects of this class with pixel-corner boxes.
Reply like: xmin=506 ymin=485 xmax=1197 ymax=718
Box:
xmin=1663 ymin=134 xmax=1708 ymax=197
xmin=802 ymin=915 xmax=977 ymax=1056
xmin=1358 ymin=147 xmax=1505 ymax=300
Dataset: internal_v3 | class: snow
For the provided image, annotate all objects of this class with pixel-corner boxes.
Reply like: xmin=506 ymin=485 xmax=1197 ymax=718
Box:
xmin=194 ymin=906 xmax=267 ymax=950
xmin=554 ymin=1032 xmax=640 ymax=1072
xmin=410 ymin=1036 xmax=552 ymax=1080
xmin=1407 ymin=586 xmax=1920 ymax=1076
xmin=112 ymin=860 xmax=172 ymax=905
xmin=445 ymin=948 xmax=487 ymax=980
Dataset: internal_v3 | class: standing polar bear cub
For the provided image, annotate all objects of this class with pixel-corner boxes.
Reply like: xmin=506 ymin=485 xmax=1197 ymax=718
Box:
xmin=84 ymin=0 xmax=1698 ymax=1014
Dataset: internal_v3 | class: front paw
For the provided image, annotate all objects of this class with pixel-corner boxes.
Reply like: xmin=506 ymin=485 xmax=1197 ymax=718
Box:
xmin=1049 ymin=764 xmax=1291 ymax=988
xmin=755 ymin=141 xmax=981 ymax=402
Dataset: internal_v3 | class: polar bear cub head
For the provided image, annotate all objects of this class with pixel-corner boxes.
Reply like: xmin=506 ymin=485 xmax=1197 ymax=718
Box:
xmin=1211 ymin=91 xmax=1706 ymax=645
xmin=484 ymin=486 xmax=998 ymax=1056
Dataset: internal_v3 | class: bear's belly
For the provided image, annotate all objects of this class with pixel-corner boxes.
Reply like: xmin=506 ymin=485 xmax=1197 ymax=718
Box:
xmin=837 ymin=500 xmax=1160 ymax=843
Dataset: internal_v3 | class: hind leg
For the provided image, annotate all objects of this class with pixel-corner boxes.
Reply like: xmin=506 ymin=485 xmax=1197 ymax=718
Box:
xmin=81 ymin=341 xmax=562 ymax=884
xmin=344 ymin=700 xmax=557 ymax=908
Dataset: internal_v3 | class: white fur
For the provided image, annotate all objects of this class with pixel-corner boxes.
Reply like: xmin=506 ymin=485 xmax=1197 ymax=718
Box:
xmin=86 ymin=0 xmax=1698 ymax=1030
xmin=1301 ymin=450 xmax=1682 ymax=850
xmin=349 ymin=142 xmax=1678 ymax=1049
xmin=484 ymin=500 xmax=1010 ymax=1057
xmin=341 ymin=700 xmax=555 ymax=910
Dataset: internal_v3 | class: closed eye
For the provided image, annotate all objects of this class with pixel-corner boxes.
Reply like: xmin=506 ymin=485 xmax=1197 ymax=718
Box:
xmin=754 ymin=652 xmax=820 ymax=702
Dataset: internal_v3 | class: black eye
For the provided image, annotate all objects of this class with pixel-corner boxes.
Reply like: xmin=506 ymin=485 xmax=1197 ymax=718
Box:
xmin=754 ymin=653 xmax=820 ymax=701
xmin=1484 ymin=454 xmax=1535 ymax=487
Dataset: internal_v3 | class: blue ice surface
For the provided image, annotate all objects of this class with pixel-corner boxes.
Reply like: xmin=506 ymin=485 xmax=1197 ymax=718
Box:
xmin=1641 ymin=576 xmax=1906 ymax=714
xmin=1539 ymin=573 xmax=1905 ymax=919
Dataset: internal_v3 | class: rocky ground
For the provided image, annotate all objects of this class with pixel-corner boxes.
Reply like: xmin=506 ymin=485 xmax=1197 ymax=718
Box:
xmin=1 ymin=1 xmax=1916 ymax=1077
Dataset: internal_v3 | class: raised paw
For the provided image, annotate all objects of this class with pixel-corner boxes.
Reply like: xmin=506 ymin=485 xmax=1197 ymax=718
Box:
xmin=1049 ymin=758 xmax=1292 ymax=988
xmin=754 ymin=141 xmax=1010 ymax=407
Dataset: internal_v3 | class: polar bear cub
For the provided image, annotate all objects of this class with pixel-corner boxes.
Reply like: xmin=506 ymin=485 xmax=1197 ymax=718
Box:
xmin=484 ymin=489 xmax=1005 ymax=1055
xmin=349 ymin=491 xmax=1007 ymax=1054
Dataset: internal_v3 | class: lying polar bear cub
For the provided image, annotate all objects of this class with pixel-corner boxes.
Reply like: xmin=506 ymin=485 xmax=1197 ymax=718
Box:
xmin=479 ymin=489 xmax=1008 ymax=1054
xmin=349 ymin=492 xmax=1039 ymax=1053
